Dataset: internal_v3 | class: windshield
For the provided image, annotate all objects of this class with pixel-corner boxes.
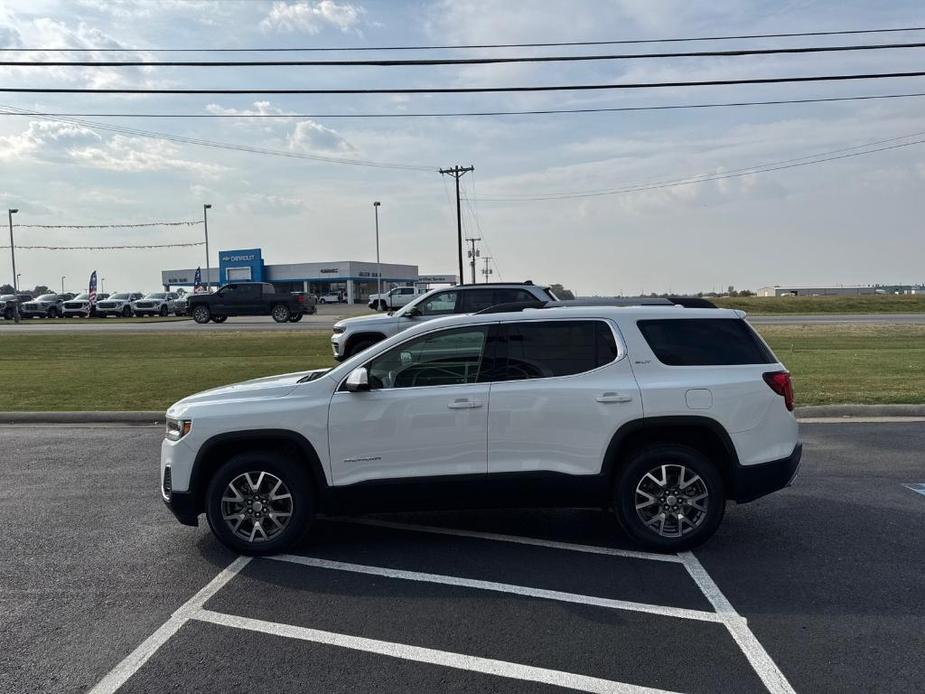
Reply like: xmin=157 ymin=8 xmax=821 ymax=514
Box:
xmin=145 ymin=293 xmax=167 ymax=299
xmin=0 ymin=295 xmax=12 ymax=301
xmin=37 ymin=294 xmax=57 ymax=301
xmin=72 ymin=294 xmax=90 ymax=300
xmin=110 ymin=293 xmax=130 ymax=300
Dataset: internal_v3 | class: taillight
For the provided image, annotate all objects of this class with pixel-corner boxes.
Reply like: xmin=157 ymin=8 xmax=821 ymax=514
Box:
xmin=763 ymin=371 xmax=794 ymax=411
xmin=297 ymin=295 xmax=305 ymax=303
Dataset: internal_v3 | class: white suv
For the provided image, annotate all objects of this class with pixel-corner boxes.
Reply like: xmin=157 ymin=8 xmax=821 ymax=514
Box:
xmin=332 ymin=282 xmax=556 ymax=361
xmin=162 ymin=303 xmax=800 ymax=555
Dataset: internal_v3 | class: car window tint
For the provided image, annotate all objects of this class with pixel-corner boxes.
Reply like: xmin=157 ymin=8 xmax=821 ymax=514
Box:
xmin=367 ymin=327 xmax=488 ymax=389
xmin=493 ymin=289 xmax=537 ymax=305
xmin=499 ymin=320 xmax=618 ymax=380
xmin=637 ymin=318 xmax=775 ymax=366
xmin=460 ymin=289 xmax=497 ymax=313
xmin=418 ymin=291 xmax=459 ymax=316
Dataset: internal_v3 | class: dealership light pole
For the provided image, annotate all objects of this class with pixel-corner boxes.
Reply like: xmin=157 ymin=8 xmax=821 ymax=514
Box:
xmin=61 ymin=275 xmax=66 ymax=294
xmin=101 ymin=277 xmax=105 ymax=293
xmin=203 ymin=203 xmax=212 ymax=292
xmin=373 ymin=201 xmax=381 ymax=302
xmin=8 ymin=208 xmax=19 ymax=323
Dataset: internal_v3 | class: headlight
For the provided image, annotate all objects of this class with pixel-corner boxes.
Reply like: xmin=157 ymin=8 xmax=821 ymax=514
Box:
xmin=332 ymin=326 xmax=345 ymax=334
xmin=165 ymin=417 xmax=191 ymax=441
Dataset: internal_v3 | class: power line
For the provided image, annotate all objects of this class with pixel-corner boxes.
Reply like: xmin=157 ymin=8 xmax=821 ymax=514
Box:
xmin=13 ymin=220 xmax=202 ymax=229
xmin=0 ymin=241 xmax=205 ymax=250
xmin=0 ymin=106 xmax=437 ymax=172
xmin=4 ymin=26 xmax=925 ymax=52
xmin=4 ymin=91 xmax=924 ymax=119
xmin=6 ymin=41 xmax=925 ymax=66
xmin=5 ymin=70 xmax=925 ymax=94
xmin=470 ymin=135 xmax=925 ymax=203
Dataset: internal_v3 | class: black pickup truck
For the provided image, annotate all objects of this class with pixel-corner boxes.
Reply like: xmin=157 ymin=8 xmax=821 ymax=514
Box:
xmin=187 ymin=282 xmax=316 ymax=324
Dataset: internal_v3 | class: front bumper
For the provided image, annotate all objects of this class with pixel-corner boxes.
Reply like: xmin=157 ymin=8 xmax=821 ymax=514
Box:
xmin=163 ymin=492 xmax=200 ymax=526
xmin=732 ymin=442 xmax=802 ymax=503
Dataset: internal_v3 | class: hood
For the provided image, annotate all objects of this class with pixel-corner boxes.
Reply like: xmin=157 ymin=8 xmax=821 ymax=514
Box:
xmin=335 ymin=312 xmax=401 ymax=330
xmin=168 ymin=368 xmax=329 ymax=412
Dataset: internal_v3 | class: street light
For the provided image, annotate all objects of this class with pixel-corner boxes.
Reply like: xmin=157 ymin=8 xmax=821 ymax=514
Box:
xmin=373 ymin=201 xmax=381 ymax=307
xmin=101 ymin=277 xmax=105 ymax=294
xmin=8 ymin=208 xmax=19 ymax=323
xmin=203 ymin=204 xmax=212 ymax=292
xmin=61 ymin=275 xmax=66 ymax=294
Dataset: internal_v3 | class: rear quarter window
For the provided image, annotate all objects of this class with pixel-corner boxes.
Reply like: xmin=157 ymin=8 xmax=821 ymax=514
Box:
xmin=637 ymin=318 xmax=775 ymax=366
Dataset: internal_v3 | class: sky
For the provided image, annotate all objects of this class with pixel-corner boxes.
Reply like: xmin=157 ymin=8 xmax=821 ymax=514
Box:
xmin=1 ymin=0 xmax=924 ymax=296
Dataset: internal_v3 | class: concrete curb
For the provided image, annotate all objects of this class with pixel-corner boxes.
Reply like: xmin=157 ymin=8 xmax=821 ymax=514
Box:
xmin=2 ymin=404 xmax=924 ymax=424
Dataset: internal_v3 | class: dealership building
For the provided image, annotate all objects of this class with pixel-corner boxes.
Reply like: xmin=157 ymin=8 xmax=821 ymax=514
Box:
xmin=161 ymin=248 xmax=456 ymax=303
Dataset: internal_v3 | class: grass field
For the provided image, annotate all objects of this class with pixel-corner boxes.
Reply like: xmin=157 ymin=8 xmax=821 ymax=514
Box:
xmin=712 ymin=294 xmax=925 ymax=314
xmin=1 ymin=324 xmax=923 ymax=410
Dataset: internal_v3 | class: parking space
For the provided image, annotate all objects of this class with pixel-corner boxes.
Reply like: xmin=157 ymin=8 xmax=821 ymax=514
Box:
xmin=3 ymin=422 xmax=924 ymax=693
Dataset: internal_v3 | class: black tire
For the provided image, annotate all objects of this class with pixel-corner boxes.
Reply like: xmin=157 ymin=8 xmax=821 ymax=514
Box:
xmin=271 ymin=304 xmax=291 ymax=323
xmin=288 ymin=313 xmax=303 ymax=322
xmin=345 ymin=337 xmax=377 ymax=358
xmin=205 ymin=452 xmax=313 ymax=555
xmin=192 ymin=305 xmax=211 ymax=324
xmin=318 ymin=297 xmax=327 ymax=304
xmin=122 ymin=305 xmax=132 ymax=318
xmin=47 ymin=308 xmax=57 ymax=319
xmin=378 ymin=299 xmax=388 ymax=311
xmin=211 ymin=315 xmax=228 ymax=323
xmin=613 ymin=444 xmax=725 ymax=553
xmin=159 ymin=304 xmax=169 ymax=317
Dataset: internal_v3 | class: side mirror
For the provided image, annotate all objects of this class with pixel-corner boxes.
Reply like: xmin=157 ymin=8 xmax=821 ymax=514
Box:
xmin=404 ymin=307 xmax=421 ymax=318
xmin=344 ymin=366 xmax=370 ymax=392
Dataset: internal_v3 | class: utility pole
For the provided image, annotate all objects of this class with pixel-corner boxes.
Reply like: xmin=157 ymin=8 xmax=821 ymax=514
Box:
xmin=8 ymin=208 xmax=19 ymax=323
xmin=481 ymin=256 xmax=493 ymax=283
xmin=203 ymin=203 xmax=212 ymax=291
xmin=438 ymin=165 xmax=474 ymax=285
xmin=465 ymin=237 xmax=481 ymax=284
xmin=373 ymin=201 xmax=382 ymax=304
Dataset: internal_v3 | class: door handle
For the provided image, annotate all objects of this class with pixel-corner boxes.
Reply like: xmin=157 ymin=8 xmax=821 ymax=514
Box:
xmin=596 ymin=392 xmax=633 ymax=403
xmin=447 ymin=399 xmax=483 ymax=409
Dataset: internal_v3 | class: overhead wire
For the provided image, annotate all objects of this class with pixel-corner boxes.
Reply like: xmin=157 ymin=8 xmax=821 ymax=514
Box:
xmin=3 ymin=25 xmax=925 ymax=51
xmin=0 ymin=241 xmax=206 ymax=250
xmin=4 ymin=92 xmax=925 ymax=119
xmin=13 ymin=220 xmax=202 ymax=229
xmin=5 ymin=70 xmax=925 ymax=94
xmin=5 ymin=40 xmax=925 ymax=66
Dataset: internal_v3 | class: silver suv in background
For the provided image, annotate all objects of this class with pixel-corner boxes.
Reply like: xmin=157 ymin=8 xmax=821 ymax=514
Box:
xmin=133 ymin=292 xmax=180 ymax=317
xmin=331 ymin=282 xmax=557 ymax=360
xmin=20 ymin=294 xmax=66 ymax=319
xmin=96 ymin=293 xmax=145 ymax=318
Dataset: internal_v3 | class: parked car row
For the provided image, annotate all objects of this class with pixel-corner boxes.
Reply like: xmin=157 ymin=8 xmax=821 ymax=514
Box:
xmin=2 ymin=291 xmax=190 ymax=319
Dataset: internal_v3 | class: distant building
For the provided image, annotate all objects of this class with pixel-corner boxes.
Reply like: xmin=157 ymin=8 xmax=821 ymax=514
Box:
xmin=757 ymin=285 xmax=923 ymax=297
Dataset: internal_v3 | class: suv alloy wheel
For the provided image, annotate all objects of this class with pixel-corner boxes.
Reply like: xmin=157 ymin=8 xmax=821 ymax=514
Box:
xmin=192 ymin=305 xmax=211 ymax=324
xmin=205 ymin=452 xmax=313 ymax=555
xmin=614 ymin=445 xmax=725 ymax=552
xmin=271 ymin=304 xmax=291 ymax=323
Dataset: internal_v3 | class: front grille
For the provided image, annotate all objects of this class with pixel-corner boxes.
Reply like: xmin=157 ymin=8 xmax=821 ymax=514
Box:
xmin=135 ymin=302 xmax=154 ymax=308
xmin=97 ymin=303 xmax=116 ymax=309
xmin=162 ymin=466 xmax=172 ymax=499
xmin=64 ymin=303 xmax=87 ymax=309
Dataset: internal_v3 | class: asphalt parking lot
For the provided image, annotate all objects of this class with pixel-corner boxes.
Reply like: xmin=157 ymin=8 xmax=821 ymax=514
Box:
xmin=2 ymin=422 xmax=923 ymax=693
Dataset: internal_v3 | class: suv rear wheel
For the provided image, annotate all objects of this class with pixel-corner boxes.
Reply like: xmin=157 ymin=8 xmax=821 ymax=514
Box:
xmin=205 ymin=452 xmax=313 ymax=555
xmin=192 ymin=305 xmax=211 ymax=324
xmin=614 ymin=444 xmax=725 ymax=552
xmin=121 ymin=305 xmax=132 ymax=317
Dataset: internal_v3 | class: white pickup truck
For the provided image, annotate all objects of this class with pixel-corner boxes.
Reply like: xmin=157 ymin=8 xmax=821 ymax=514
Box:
xmin=367 ymin=285 xmax=427 ymax=311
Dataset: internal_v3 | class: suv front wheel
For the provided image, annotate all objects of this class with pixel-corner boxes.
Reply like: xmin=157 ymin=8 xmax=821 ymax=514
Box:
xmin=614 ymin=445 xmax=725 ymax=552
xmin=205 ymin=452 xmax=313 ymax=555
xmin=192 ymin=305 xmax=211 ymax=324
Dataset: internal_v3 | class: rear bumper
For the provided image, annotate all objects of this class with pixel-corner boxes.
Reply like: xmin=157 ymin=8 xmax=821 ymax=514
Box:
xmin=164 ymin=491 xmax=200 ymax=527
xmin=732 ymin=442 xmax=802 ymax=503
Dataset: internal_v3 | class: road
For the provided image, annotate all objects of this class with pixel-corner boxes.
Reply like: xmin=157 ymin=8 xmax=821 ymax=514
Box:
xmin=3 ymin=309 xmax=925 ymax=333
xmin=2 ymin=422 xmax=923 ymax=693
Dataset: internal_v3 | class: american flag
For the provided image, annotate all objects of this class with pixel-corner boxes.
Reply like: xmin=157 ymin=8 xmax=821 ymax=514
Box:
xmin=88 ymin=271 xmax=98 ymax=304
xmin=194 ymin=266 xmax=203 ymax=293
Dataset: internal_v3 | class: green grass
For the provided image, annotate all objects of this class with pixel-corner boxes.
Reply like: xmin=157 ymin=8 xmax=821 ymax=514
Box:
xmin=0 ymin=325 xmax=923 ymax=410
xmin=712 ymin=294 xmax=925 ymax=314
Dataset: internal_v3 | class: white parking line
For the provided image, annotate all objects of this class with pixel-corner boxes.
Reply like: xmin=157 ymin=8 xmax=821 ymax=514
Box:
xmin=268 ymin=553 xmax=723 ymax=623
xmin=193 ymin=608 xmax=680 ymax=694
xmin=87 ymin=556 xmax=252 ymax=694
xmin=329 ymin=516 xmax=683 ymax=563
xmin=902 ymin=483 xmax=925 ymax=497
xmin=678 ymin=552 xmax=796 ymax=694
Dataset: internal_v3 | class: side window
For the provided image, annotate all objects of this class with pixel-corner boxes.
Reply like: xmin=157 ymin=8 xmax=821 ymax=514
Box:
xmin=367 ymin=327 xmax=488 ymax=389
xmin=493 ymin=289 xmax=537 ymax=305
xmin=499 ymin=320 xmax=618 ymax=380
xmin=637 ymin=319 xmax=775 ymax=366
xmin=418 ymin=291 xmax=459 ymax=316
xmin=459 ymin=289 xmax=497 ymax=313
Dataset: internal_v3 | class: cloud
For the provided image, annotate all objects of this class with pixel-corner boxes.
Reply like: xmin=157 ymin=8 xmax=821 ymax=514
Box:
xmin=288 ymin=120 xmax=355 ymax=153
xmin=260 ymin=1 xmax=365 ymax=33
xmin=0 ymin=120 xmax=225 ymax=176
xmin=205 ymin=101 xmax=293 ymax=119
xmin=0 ymin=23 xmax=21 ymax=47
xmin=226 ymin=192 xmax=309 ymax=216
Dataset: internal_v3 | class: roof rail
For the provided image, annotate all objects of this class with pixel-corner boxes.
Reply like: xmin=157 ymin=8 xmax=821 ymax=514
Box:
xmin=665 ymin=296 xmax=717 ymax=308
xmin=473 ymin=296 xmax=717 ymax=315
xmin=475 ymin=300 xmax=547 ymax=315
